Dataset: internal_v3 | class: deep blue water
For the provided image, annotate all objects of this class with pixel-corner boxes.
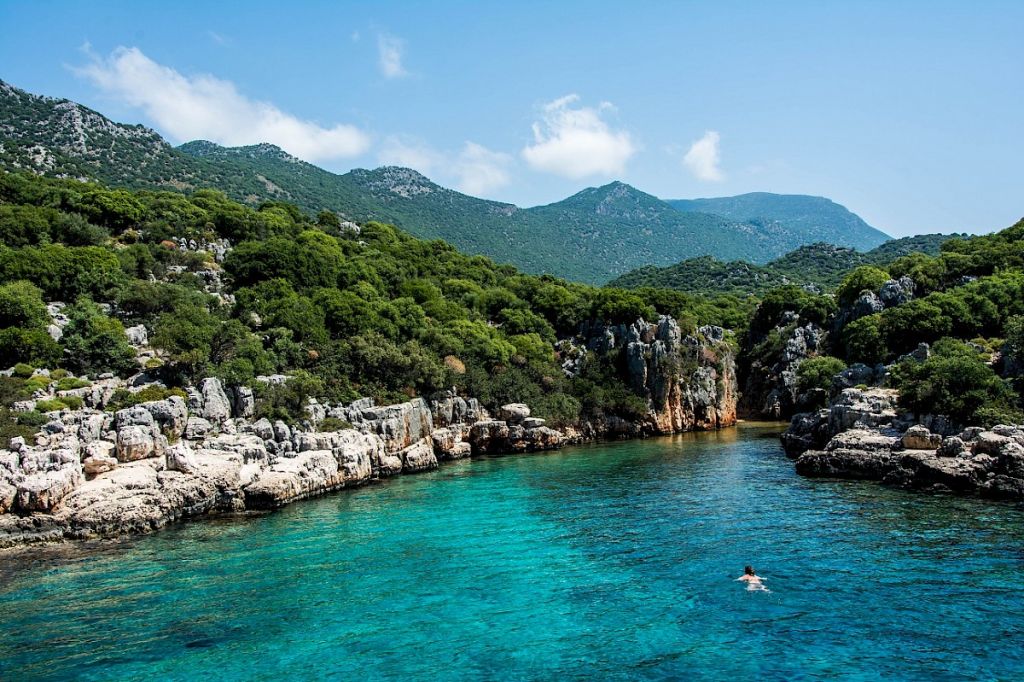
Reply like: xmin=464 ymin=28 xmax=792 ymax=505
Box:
xmin=2 ymin=424 xmax=1023 ymax=681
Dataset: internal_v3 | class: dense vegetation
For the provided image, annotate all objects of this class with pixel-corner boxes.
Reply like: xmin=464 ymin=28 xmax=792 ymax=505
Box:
xmin=609 ymin=236 xmax=955 ymax=297
xmin=0 ymin=170 xmax=748 ymax=434
xmin=742 ymin=221 xmax=1024 ymax=426
xmin=3 ymin=80 xmax=889 ymax=285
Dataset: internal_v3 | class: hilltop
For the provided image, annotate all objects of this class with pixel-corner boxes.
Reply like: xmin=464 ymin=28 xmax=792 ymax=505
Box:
xmin=2 ymin=79 xmax=889 ymax=283
xmin=668 ymin=192 xmax=889 ymax=253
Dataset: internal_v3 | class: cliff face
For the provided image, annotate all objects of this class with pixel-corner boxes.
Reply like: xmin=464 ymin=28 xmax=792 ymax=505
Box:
xmin=579 ymin=316 xmax=738 ymax=436
xmin=741 ymin=319 xmax=827 ymax=419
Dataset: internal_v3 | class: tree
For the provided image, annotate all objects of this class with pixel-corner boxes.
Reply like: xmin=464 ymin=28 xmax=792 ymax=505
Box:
xmin=836 ymin=266 xmax=890 ymax=306
xmin=796 ymin=356 xmax=847 ymax=394
xmin=889 ymin=338 xmax=1020 ymax=426
xmin=61 ymin=298 xmax=137 ymax=376
xmin=843 ymin=314 xmax=885 ymax=365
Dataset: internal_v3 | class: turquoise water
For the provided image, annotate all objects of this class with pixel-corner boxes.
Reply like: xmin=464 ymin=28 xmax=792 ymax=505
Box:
xmin=2 ymin=424 xmax=1023 ymax=680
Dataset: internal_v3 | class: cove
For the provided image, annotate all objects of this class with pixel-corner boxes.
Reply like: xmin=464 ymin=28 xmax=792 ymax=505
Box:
xmin=1 ymin=424 xmax=1023 ymax=680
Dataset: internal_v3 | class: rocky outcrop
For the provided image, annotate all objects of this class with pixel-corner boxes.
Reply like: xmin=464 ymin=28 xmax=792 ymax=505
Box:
xmin=578 ymin=316 xmax=738 ymax=436
xmin=782 ymin=386 xmax=1024 ymax=502
xmin=0 ymin=378 xmax=579 ymax=548
xmin=743 ymin=316 xmax=827 ymax=419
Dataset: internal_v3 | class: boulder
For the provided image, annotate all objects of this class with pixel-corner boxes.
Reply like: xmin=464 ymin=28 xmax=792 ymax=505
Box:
xmin=184 ymin=416 xmax=213 ymax=440
xmin=498 ymin=403 xmax=531 ymax=424
xmin=879 ymin=276 xmax=915 ymax=307
xmin=449 ymin=442 xmax=472 ymax=460
xmin=901 ymin=425 xmax=942 ymax=451
xmin=16 ymin=466 xmax=82 ymax=512
xmin=522 ymin=417 xmax=546 ymax=429
xmin=142 ymin=396 xmax=189 ymax=438
xmin=430 ymin=428 xmax=459 ymax=459
xmin=114 ymin=405 xmax=155 ymax=430
xmin=165 ymin=442 xmax=199 ymax=474
xmin=400 ymin=440 xmax=438 ymax=473
xmin=116 ymin=426 xmax=157 ymax=462
xmin=76 ymin=413 xmax=107 ymax=443
xmin=83 ymin=452 xmax=118 ymax=476
xmin=272 ymin=420 xmax=291 ymax=443
xmin=243 ymin=450 xmax=344 ymax=509
xmin=125 ymin=324 xmax=149 ymax=346
xmin=938 ymin=436 xmax=969 ymax=458
xmin=469 ymin=420 xmax=511 ymax=454
xmin=199 ymin=378 xmax=232 ymax=423
xmin=231 ymin=386 xmax=255 ymax=419
xmin=252 ymin=417 xmax=275 ymax=441
xmin=0 ymin=481 xmax=15 ymax=513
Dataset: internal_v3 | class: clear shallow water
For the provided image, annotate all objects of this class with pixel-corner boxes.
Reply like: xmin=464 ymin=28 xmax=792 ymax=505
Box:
xmin=2 ymin=424 xmax=1024 ymax=681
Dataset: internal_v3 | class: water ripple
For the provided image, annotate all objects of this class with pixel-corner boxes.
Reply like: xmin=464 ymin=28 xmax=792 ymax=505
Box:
xmin=1 ymin=424 xmax=1023 ymax=680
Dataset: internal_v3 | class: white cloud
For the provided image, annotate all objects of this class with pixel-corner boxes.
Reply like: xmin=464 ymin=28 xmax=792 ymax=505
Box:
xmin=377 ymin=33 xmax=407 ymax=79
xmin=683 ymin=130 xmax=724 ymax=182
xmin=453 ymin=142 xmax=512 ymax=195
xmin=521 ymin=94 xmax=635 ymax=179
xmin=378 ymin=135 xmax=443 ymax=173
xmin=74 ymin=46 xmax=370 ymax=162
xmin=378 ymin=137 xmax=512 ymax=196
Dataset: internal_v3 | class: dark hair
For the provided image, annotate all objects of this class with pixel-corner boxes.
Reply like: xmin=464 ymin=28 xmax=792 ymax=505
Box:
xmin=744 ymin=565 xmax=754 ymax=575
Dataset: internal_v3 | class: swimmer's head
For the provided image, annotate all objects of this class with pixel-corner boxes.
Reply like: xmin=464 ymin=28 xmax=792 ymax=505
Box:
xmin=744 ymin=566 xmax=755 ymax=575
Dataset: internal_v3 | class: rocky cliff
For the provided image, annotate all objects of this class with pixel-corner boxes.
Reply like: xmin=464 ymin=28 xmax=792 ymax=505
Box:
xmin=575 ymin=316 xmax=738 ymax=436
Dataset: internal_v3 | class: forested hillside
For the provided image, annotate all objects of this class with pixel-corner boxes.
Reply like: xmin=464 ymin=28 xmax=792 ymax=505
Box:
xmin=742 ymin=218 xmax=1024 ymax=427
xmin=0 ymin=170 xmax=751 ymax=446
xmin=2 ymin=79 xmax=889 ymax=284
xmin=667 ymin=192 xmax=889 ymax=252
xmin=610 ymin=234 xmax=955 ymax=296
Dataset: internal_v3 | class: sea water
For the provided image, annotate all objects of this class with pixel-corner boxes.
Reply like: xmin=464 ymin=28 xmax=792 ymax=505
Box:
xmin=1 ymin=424 xmax=1023 ymax=680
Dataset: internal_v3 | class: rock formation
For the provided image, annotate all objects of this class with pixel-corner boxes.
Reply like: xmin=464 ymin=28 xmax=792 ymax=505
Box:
xmin=575 ymin=316 xmax=738 ymax=436
xmin=0 ymin=370 xmax=578 ymax=548
xmin=782 ymin=386 xmax=1024 ymax=502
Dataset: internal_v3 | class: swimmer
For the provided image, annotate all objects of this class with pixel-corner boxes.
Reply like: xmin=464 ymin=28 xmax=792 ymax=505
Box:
xmin=737 ymin=565 xmax=769 ymax=592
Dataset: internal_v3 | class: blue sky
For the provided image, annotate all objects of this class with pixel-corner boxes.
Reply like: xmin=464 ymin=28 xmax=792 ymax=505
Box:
xmin=1 ymin=0 xmax=1021 ymax=237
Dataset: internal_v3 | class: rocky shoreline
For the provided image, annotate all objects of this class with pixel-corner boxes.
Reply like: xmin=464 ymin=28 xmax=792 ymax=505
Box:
xmin=782 ymin=386 xmax=1024 ymax=502
xmin=0 ymin=383 xmax=573 ymax=549
xmin=0 ymin=315 xmax=739 ymax=550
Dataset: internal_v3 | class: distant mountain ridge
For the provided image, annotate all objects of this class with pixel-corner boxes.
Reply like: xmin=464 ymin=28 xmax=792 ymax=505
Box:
xmin=1 ymin=78 xmax=890 ymax=283
xmin=667 ymin=192 xmax=888 ymax=252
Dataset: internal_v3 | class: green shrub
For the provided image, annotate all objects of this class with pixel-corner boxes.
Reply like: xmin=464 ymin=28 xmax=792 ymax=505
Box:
xmin=105 ymin=385 xmax=188 ymax=412
xmin=61 ymin=298 xmax=137 ymax=376
xmin=17 ymin=410 xmax=48 ymax=428
xmin=56 ymin=377 xmax=91 ymax=391
xmin=317 ymin=416 xmax=353 ymax=432
xmin=796 ymin=356 xmax=848 ymax=394
xmin=12 ymin=363 xmax=35 ymax=378
xmin=0 ymin=408 xmax=39 ymax=448
xmin=60 ymin=395 xmax=84 ymax=410
xmin=0 ymin=327 xmax=61 ymax=368
xmin=23 ymin=375 xmax=51 ymax=393
xmin=843 ymin=315 xmax=885 ymax=365
xmin=35 ymin=398 xmax=68 ymax=412
xmin=836 ymin=266 xmax=890 ymax=306
xmin=889 ymin=338 xmax=1020 ymax=426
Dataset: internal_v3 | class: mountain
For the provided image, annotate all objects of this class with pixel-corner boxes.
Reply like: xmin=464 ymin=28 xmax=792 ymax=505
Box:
xmin=668 ymin=192 xmax=889 ymax=252
xmin=1 ymin=79 xmax=887 ymax=284
xmin=608 ymin=234 xmax=959 ymax=296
